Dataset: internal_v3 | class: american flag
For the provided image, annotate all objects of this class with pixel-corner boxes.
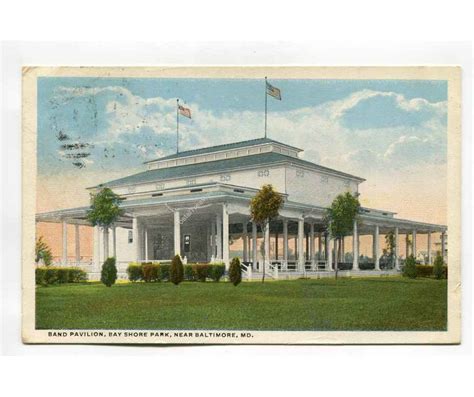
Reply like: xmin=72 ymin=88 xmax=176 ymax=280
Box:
xmin=266 ymin=82 xmax=281 ymax=100
xmin=178 ymin=104 xmax=192 ymax=119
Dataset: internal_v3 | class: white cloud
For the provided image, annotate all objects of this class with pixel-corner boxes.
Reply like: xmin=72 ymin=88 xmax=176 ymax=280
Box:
xmin=52 ymin=85 xmax=447 ymax=174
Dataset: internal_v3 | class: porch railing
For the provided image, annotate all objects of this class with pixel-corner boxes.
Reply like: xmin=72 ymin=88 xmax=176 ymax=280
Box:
xmin=240 ymin=263 xmax=252 ymax=280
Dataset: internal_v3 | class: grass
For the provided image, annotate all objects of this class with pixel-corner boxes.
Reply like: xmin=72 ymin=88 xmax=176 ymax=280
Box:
xmin=35 ymin=277 xmax=447 ymax=331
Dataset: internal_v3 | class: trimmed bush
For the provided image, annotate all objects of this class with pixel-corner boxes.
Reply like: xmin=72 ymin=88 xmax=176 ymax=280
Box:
xmin=142 ymin=263 xmax=161 ymax=282
xmin=101 ymin=257 xmax=117 ymax=287
xmin=68 ymin=268 xmax=88 ymax=283
xmin=192 ymin=264 xmax=209 ymax=282
xmin=184 ymin=265 xmax=195 ymax=281
xmin=433 ymin=253 xmax=445 ymax=279
xmin=208 ymin=263 xmax=225 ymax=282
xmin=403 ymin=255 xmax=417 ymax=279
xmin=127 ymin=263 xmax=143 ymax=282
xmin=416 ymin=265 xmax=433 ymax=278
xmin=228 ymin=257 xmax=241 ymax=286
xmin=35 ymin=267 xmax=87 ymax=286
xmin=413 ymin=263 xmax=448 ymax=279
xmin=160 ymin=264 xmax=171 ymax=281
xmin=359 ymin=262 xmax=375 ymax=270
xmin=170 ymin=255 xmax=184 ymax=285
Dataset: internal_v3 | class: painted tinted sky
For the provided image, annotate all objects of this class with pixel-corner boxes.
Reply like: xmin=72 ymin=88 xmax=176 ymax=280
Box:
xmin=37 ymin=77 xmax=447 ymax=225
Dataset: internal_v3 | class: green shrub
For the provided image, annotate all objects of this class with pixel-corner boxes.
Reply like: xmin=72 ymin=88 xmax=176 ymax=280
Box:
xmin=35 ymin=267 xmax=87 ymax=286
xmin=208 ymin=263 xmax=225 ymax=282
xmin=403 ymin=255 xmax=417 ymax=279
xmin=184 ymin=265 xmax=195 ymax=281
xmin=170 ymin=255 xmax=184 ymax=285
xmin=101 ymin=257 xmax=117 ymax=287
xmin=142 ymin=263 xmax=161 ymax=282
xmin=160 ymin=264 xmax=171 ymax=281
xmin=433 ymin=253 xmax=445 ymax=279
xmin=44 ymin=267 xmax=59 ymax=285
xmin=359 ymin=262 xmax=375 ymax=270
xmin=127 ymin=263 xmax=143 ymax=282
xmin=56 ymin=268 xmax=70 ymax=283
xmin=35 ymin=267 xmax=47 ymax=286
xmin=193 ymin=264 xmax=210 ymax=282
xmin=416 ymin=265 xmax=433 ymax=278
xmin=68 ymin=268 xmax=88 ymax=283
xmin=228 ymin=257 xmax=241 ymax=286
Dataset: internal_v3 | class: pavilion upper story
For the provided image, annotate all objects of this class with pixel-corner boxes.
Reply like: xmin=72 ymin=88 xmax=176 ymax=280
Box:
xmin=90 ymin=137 xmax=365 ymax=209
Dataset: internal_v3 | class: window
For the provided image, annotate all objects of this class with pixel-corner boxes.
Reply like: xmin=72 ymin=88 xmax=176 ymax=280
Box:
xmin=190 ymin=188 xmax=203 ymax=193
xmin=128 ymin=230 xmax=133 ymax=243
xmin=186 ymin=179 xmax=196 ymax=186
xmin=233 ymin=188 xmax=245 ymax=193
xmin=343 ymin=180 xmax=350 ymax=188
xmin=155 ymin=182 xmax=164 ymax=190
xmin=220 ymin=174 xmax=231 ymax=182
xmin=152 ymin=193 xmax=163 ymax=197
xmin=258 ymin=169 xmax=270 ymax=177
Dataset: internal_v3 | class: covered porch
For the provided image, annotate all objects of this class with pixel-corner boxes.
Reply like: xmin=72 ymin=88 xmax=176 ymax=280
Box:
xmin=35 ymin=184 xmax=447 ymax=280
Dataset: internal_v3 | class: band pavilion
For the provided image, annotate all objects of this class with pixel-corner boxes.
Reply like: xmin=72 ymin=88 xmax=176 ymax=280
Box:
xmin=36 ymin=137 xmax=447 ymax=279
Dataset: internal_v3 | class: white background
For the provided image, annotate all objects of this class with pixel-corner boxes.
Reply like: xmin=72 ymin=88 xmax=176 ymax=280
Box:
xmin=0 ymin=1 xmax=472 ymax=397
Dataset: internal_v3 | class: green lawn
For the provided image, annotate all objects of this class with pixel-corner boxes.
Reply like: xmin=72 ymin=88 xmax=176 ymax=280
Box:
xmin=35 ymin=277 xmax=447 ymax=331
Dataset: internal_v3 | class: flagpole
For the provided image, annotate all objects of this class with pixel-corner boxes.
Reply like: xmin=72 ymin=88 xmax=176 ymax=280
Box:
xmin=264 ymin=76 xmax=267 ymax=138
xmin=176 ymin=98 xmax=179 ymax=153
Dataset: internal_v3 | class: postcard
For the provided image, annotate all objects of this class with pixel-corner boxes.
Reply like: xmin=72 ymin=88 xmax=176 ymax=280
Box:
xmin=22 ymin=66 xmax=461 ymax=344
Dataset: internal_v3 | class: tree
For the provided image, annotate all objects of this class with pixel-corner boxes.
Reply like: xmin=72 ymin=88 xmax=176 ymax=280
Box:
xmin=35 ymin=236 xmax=52 ymax=266
xmin=170 ymin=254 xmax=184 ymax=285
xmin=403 ymin=255 xmax=417 ymax=278
xmin=229 ymin=257 xmax=242 ymax=286
xmin=433 ymin=251 xmax=445 ymax=279
xmin=324 ymin=192 xmax=360 ymax=279
xmin=250 ymin=184 xmax=284 ymax=283
xmin=101 ymin=257 xmax=117 ymax=287
xmin=87 ymin=187 xmax=124 ymax=258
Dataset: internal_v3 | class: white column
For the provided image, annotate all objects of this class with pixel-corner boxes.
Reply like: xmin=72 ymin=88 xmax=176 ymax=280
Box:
xmin=174 ymin=210 xmax=181 ymax=257
xmin=206 ymin=225 xmax=212 ymax=260
xmin=211 ymin=221 xmax=216 ymax=257
xmin=243 ymin=223 xmax=248 ymax=262
xmin=327 ymin=237 xmax=333 ymax=270
xmin=263 ymin=222 xmax=270 ymax=270
xmin=144 ymin=227 xmax=149 ymax=261
xmin=309 ymin=223 xmax=315 ymax=267
xmin=133 ymin=217 xmax=141 ymax=261
xmin=427 ymin=231 xmax=432 ymax=265
xmin=374 ymin=225 xmax=380 ymax=270
xmin=62 ymin=220 xmax=68 ymax=265
xmin=102 ymin=227 xmax=109 ymax=261
xmin=341 ymin=237 xmax=345 ymax=261
xmin=297 ymin=218 xmax=304 ymax=272
xmin=112 ymin=226 xmax=117 ymax=258
xmin=216 ymin=213 xmax=222 ymax=260
xmin=441 ymin=232 xmax=446 ymax=262
xmin=222 ymin=204 xmax=229 ymax=269
xmin=412 ymin=229 xmax=417 ymax=259
xmin=394 ymin=227 xmax=399 ymax=270
xmin=352 ymin=220 xmax=359 ymax=270
xmin=283 ymin=220 xmax=288 ymax=266
xmin=93 ymin=226 xmax=100 ymax=270
xmin=252 ymin=221 xmax=258 ymax=269
xmin=74 ymin=224 xmax=80 ymax=264
xmin=318 ymin=233 xmax=323 ymax=260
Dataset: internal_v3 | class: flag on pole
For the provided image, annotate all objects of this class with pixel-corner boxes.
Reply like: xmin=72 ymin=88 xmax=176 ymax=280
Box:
xmin=178 ymin=104 xmax=192 ymax=119
xmin=266 ymin=81 xmax=282 ymax=100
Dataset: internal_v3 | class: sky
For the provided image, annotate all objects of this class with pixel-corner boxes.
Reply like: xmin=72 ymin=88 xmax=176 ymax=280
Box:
xmin=37 ymin=77 xmax=448 ymax=226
